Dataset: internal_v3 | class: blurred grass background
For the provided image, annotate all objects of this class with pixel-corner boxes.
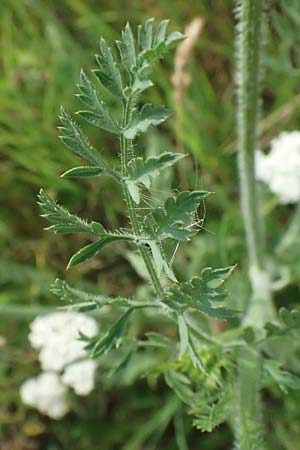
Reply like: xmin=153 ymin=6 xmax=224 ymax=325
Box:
xmin=1 ymin=0 xmax=300 ymax=449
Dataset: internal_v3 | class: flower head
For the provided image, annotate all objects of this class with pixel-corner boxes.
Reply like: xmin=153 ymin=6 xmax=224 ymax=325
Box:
xmin=20 ymin=372 xmax=68 ymax=419
xmin=29 ymin=312 xmax=98 ymax=371
xmin=61 ymin=359 xmax=97 ymax=396
xmin=256 ymin=131 xmax=300 ymax=204
xmin=20 ymin=312 xmax=99 ymax=418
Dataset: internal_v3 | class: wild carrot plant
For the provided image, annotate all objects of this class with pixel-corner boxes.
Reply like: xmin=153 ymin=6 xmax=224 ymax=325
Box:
xmin=38 ymin=10 xmax=300 ymax=450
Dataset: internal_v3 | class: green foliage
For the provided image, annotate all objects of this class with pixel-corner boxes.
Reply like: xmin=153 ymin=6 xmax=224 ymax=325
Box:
xmin=137 ymin=18 xmax=184 ymax=73
xmin=94 ymin=38 xmax=124 ymax=98
xmin=38 ymin=189 xmax=136 ymax=268
xmin=31 ymin=9 xmax=300 ymax=450
xmin=67 ymin=236 xmax=130 ymax=268
xmin=38 ymin=188 xmax=98 ymax=234
xmin=165 ymin=346 xmax=234 ymax=432
xmin=38 ymin=20 xmax=240 ymax=439
xmin=265 ymin=307 xmax=300 ymax=337
xmin=77 ymin=70 xmax=120 ymax=133
xmin=51 ymin=278 xmax=117 ymax=311
xmin=124 ymin=104 xmax=173 ymax=139
xmin=59 ymin=107 xmax=106 ymax=166
xmin=85 ymin=309 xmax=134 ymax=357
xmin=264 ymin=359 xmax=300 ymax=394
xmin=144 ymin=191 xmax=209 ymax=241
xmin=125 ymin=152 xmax=184 ymax=203
xmin=165 ymin=266 xmax=238 ymax=320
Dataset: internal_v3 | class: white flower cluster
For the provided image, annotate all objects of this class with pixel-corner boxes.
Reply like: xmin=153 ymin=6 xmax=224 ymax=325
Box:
xmin=20 ymin=312 xmax=98 ymax=419
xmin=20 ymin=372 xmax=68 ymax=419
xmin=256 ymin=131 xmax=300 ymax=204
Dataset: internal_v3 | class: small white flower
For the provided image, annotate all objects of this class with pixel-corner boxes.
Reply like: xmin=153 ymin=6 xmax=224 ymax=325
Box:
xmin=20 ymin=372 xmax=68 ymax=419
xmin=62 ymin=359 xmax=97 ymax=396
xmin=21 ymin=312 xmax=99 ymax=417
xmin=29 ymin=312 xmax=98 ymax=372
xmin=256 ymin=131 xmax=300 ymax=204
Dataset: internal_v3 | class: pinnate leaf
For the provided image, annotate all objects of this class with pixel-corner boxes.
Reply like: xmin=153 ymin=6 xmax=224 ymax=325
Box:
xmin=264 ymin=359 xmax=300 ymax=393
xmin=51 ymin=278 xmax=129 ymax=312
xmin=265 ymin=307 xmax=300 ymax=337
xmin=125 ymin=152 xmax=183 ymax=203
xmin=138 ymin=18 xmax=155 ymax=50
xmin=117 ymin=22 xmax=137 ymax=72
xmin=39 ymin=190 xmax=136 ymax=268
xmin=144 ymin=191 xmax=209 ymax=241
xmin=192 ymin=385 xmax=233 ymax=432
xmin=76 ymin=71 xmax=119 ymax=134
xmin=124 ymin=104 xmax=173 ymax=139
xmin=59 ymin=107 xmax=106 ymax=166
xmin=94 ymin=38 xmax=124 ymax=98
xmin=87 ymin=309 xmax=134 ymax=357
xmin=165 ymin=266 xmax=238 ymax=320
xmin=137 ymin=19 xmax=184 ymax=67
xmin=38 ymin=189 xmax=97 ymax=234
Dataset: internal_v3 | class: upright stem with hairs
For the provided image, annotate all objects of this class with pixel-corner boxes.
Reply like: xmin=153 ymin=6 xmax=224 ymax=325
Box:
xmin=235 ymin=1 xmax=274 ymax=448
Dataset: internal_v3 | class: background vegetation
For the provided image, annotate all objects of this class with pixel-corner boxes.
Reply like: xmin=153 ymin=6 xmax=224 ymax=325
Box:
xmin=1 ymin=0 xmax=300 ymax=449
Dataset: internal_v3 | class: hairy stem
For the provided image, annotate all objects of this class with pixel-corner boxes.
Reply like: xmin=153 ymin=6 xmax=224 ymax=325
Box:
xmin=120 ymin=98 xmax=164 ymax=299
xmin=236 ymin=0 xmax=274 ymax=326
xmin=234 ymin=348 xmax=265 ymax=450
xmin=234 ymin=1 xmax=271 ymax=449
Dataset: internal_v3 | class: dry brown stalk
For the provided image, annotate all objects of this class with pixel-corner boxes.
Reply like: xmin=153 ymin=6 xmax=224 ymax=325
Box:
xmin=171 ymin=17 xmax=204 ymax=189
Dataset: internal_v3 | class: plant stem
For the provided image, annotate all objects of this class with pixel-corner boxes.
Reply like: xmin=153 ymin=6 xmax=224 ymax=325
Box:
xmin=234 ymin=1 xmax=271 ymax=449
xmin=234 ymin=347 xmax=265 ymax=450
xmin=120 ymin=98 xmax=164 ymax=299
xmin=236 ymin=0 xmax=273 ymax=326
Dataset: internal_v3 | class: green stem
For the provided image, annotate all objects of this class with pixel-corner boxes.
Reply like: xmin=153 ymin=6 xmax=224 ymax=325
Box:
xmin=234 ymin=348 xmax=265 ymax=450
xmin=120 ymin=98 xmax=164 ymax=299
xmin=234 ymin=2 xmax=271 ymax=449
xmin=236 ymin=0 xmax=274 ymax=326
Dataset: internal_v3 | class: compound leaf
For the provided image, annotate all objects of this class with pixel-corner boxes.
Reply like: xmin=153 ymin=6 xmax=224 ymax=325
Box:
xmin=125 ymin=152 xmax=184 ymax=203
xmin=137 ymin=19 xmax=184 ymax=67
xmin=59 ymin=107 xmax=106 ymax=166
xmin=88 ymin=309 xmax=134 ymax=357
xmin=192 ymin=385 xmax=233 ymax=432
xmin=39 ymin=190 xmax=136 ymax=268
xmin=94 ymin=38 xmax=124 ymax=98
xmin=144 ymin=191 xmax=209 ymax=241
xmin=165 ymin=266 xmax=238 ymax=320
xmin=38 ymin=189 xmax=97 ymax=234
xmin=124 ymin=104 xmax=173 ymax=139
xmin=265 ymin=307 xmax=300 ymax=338
xmin=51 ymin=278 xmax=129 ymax=312
xmin=264 ymin=359 xmax=300 ymax=394
xmin=138 ymin=18 xmax=155 ymax=50
xmin=76 ymin=71 xmax=120 ymax=134
xmin=117 ymin=22 xmax=137 ymax=72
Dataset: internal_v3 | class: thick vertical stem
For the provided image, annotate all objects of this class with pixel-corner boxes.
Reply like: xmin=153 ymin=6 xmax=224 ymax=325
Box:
xmin=236 ymin=0 xmax=265 ymax=272
xmin=120 ymin=99 xmax=164 ymax=299
xmin=234 ymin=348 xmax=265 ymax=450
xmin=234 ymin=1 xmax=271 ymax=449
xmin=236 ymin=0 xmax=274 ymax=325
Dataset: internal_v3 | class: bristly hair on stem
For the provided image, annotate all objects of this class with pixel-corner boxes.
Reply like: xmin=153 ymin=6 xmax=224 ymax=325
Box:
xmin=234 ymin=1 xmax=269 ymax=449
